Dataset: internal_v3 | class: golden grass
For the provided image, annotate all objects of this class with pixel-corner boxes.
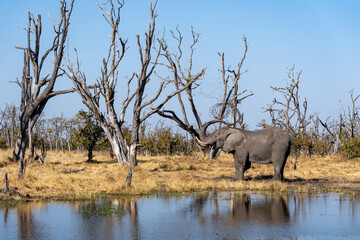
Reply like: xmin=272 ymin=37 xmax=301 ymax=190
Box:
xmin=1 ymin=149 xmax=360 ymax=200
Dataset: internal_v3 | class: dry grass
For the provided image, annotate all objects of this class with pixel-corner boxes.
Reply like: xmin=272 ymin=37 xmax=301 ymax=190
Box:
xmin=1 ymin=149 xmax=360 ymax=200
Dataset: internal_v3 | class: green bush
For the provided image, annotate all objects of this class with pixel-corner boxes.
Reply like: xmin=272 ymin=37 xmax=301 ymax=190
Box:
xmin=138 ymin=124 xmax=196 ymax=156
xmin=312 ymin=139 xmax=331 ymax=156
xmin=0 ymin=138 xmax=7 ymax=149
xmin=291 ymin=135 xmax=314 ymax=156
xmin=340 ymin=137 xmax=360 ymax=159
xmin=72 ymin=111 xmax=104 ymax=161
xmin=290 ymin=134 xmax=336 ymax=157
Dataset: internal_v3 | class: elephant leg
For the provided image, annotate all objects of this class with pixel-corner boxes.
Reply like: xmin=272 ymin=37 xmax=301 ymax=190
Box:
xmin=272 ymin=157 xmax=286 ymax=181
xmin=234 ymin=157 xmax=242 ymax=180
xmin=234 ymin=150 xmax=248 ymax=181
xmin=244 ymin=159 xmax=251 ymax=171
xmin=234 ymin=160 xmax=244 ymax=181
xmin=272 ymin=144 xmax=291 ymax=181
xmin=273 ymin=164 xmax=283 ymax=181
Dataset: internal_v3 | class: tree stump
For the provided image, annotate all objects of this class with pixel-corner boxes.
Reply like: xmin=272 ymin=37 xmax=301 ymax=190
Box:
xmin=4 ymin=170 xmax=9 ymax=193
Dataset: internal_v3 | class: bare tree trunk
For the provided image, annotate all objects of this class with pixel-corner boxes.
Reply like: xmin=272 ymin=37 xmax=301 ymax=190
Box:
xmin=109 ymin=138 xmax=125 ymax=165
xmin=10 ymin=105 xmax=17 ymax=149
xmin=49 ymin=140 xmax=53 ymax=152
xmin=13 ymin=121 xmax=28 ymax=176
xmin=13 ymin=0 xmax=75 ymax=177
xmin=67 ymin=139 xmax=72 ymax=152
xmin=125 ymin=143 xmax=137 ymax=187
xmin=60 ymin=139 xmax=65 ymax=153
xmin=39 ymin=140 xmax=47 ymax=165
xmin=5 ymin=130 xmax=11 ymax=149
xmin=3 ymin=170 xmax=9 ymax=193
xmin=101 ymin=126 xmax=128 ymax=166
xmin=28 ymin=121 xmax=34 ymax=159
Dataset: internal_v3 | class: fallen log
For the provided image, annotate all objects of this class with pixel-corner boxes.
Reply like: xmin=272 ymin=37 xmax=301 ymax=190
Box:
xmin=58 ymin=168 xmax=86 ymax=174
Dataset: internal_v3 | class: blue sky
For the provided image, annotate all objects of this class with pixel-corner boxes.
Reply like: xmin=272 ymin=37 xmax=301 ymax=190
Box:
xmin=1 ymin=0 xmax=359 ymax=129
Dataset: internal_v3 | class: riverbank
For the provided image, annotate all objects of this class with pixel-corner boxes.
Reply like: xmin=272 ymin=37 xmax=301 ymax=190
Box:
xmin=1 ymin=150 xmax=360 ymax=200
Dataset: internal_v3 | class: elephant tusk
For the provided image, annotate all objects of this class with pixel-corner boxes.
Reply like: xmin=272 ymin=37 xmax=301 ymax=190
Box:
xmin=195 ymin=137 xmax=209 ymax=147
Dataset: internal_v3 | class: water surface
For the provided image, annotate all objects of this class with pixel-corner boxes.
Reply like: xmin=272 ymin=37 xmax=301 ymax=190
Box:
xmin=1 ymin=192 xmax=359 ymax=239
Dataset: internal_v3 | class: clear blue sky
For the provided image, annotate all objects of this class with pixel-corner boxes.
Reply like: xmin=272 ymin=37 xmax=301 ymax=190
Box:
xmin=1 ymin=0 xmax=359 ymax=129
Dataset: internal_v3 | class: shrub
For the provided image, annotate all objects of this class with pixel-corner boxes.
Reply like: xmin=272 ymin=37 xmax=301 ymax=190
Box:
xmin=340 ymin=137 xmax=360 ymax=159
xmin=138 ymin=124 xmax=196 ymax=156
xmin=312 ymin=139 xmax=331 ymax=156
xmin=291 ymin=135 xmax=314 ymax=156
xmin=0 ymin=138 xmax=7 ymax=149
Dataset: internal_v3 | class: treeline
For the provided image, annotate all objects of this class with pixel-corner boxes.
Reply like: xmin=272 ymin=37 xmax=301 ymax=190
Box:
xmin=0 ymin=106 xmax=196 ymax=159
xmin=1 ymin=96 xmax=360 ymax=160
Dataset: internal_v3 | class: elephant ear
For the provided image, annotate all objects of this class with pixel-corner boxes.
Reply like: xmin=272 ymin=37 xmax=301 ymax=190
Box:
xmin=223 ymin=129 xmax=246 ymax=152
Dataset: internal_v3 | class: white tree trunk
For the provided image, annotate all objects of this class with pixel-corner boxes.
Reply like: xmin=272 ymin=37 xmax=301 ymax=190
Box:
xmin=102 ymin=126 xmax=128 ymax=166
xmin=125 ymin=143 xmax=137 ymax=187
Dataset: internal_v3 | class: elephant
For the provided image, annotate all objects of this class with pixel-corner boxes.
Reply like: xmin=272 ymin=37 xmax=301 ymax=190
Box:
xmin=196 ymin=121 xmax=291 ymax=181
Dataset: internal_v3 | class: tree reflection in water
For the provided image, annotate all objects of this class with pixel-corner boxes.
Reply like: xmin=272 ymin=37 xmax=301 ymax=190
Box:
xmin=77 ymin=197 xmax=140 ymax=240
xmin=1 ymin=203 xmax=49 ymax=240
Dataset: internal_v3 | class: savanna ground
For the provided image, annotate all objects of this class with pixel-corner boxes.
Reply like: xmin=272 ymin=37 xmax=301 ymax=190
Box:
xmin=1 ymin=149 xmax=360 ymax=200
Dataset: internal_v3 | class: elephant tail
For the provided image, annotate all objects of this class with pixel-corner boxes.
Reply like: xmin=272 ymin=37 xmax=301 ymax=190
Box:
xmin=289 ymin=138 xmax=299 ymax=170
xmin=294 ymin=152 xmax=298 ymax=170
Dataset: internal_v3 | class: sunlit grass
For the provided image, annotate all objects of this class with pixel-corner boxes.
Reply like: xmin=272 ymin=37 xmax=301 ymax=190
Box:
xmin=1 ymin=149 xmax=360 ymax=200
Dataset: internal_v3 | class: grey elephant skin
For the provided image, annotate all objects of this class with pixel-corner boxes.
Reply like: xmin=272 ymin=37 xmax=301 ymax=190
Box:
xmin=197 ymin=121 xmax=291 ymax=181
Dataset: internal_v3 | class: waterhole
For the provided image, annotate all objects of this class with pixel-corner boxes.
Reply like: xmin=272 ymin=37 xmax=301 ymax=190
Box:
xmin=1 ymin=192 xmax=359 ymax=239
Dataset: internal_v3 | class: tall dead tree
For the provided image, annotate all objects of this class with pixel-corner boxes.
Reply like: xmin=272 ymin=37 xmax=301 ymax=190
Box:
xmin=157 ymin=31 xmax=252 ymax=143
xmin=267 ymin=66 xmax=311 ymax=135
xmin=344 ymin=90 xmax=360 ymax=139
xmin=216 ymin=35 xmax=253 ymax=129
xmin=156 ymin=27 xmax=206 ymax=140
xmin=66 ymin=0 xmax=198 ymax=187
xmin=13 ymin=0 xmax=75 ymax=177
xmin=66 ymin=0 xmax=129 ymax=167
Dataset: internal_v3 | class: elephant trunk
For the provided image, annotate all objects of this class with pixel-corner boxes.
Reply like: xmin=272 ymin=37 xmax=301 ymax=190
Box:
xmin=196 ymin=120 xmax=220 ymax=147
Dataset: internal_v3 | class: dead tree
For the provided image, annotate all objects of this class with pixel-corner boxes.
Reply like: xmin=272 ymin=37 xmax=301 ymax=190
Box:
xmin=267 ymin=66 xmax=311 ymax=135
xmin=66 ymin=0 xmax=129 ymax=167
xmin=344 ymin=90 xmax=360 ymax=139
xmin=156 ymin=27 xmax=206 ymax=140
xmin=66 ymin=0 xmax=198 ymax=187
xmin=157 ymin=30 xmax=252 ymax=145
xmin=318 ymin=115 xmax=344 ymax=154
xmin=216 ymin=35 xmax=253 ymax=129
xmin=13 ymin=0 xmax=75 ymax=177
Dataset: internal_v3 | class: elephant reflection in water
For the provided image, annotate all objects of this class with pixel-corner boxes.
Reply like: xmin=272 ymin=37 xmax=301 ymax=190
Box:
xmin=186 ymin=193 xmax=290 ymax=226
xmin=229 ymin=193 xmax=290 ymax=224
